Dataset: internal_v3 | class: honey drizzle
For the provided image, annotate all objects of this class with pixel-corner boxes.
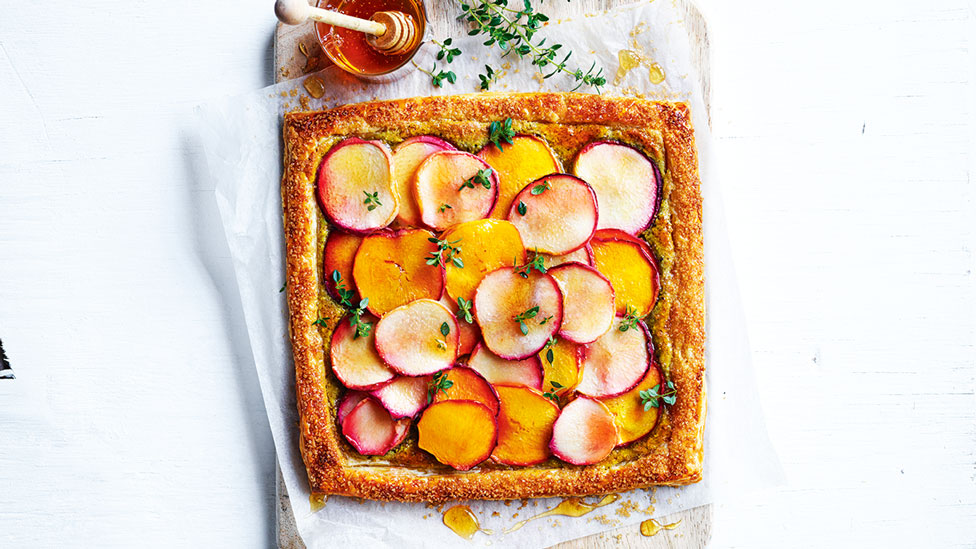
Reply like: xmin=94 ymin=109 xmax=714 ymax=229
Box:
xmin=442 ymin=505 xmax=494 ymax=539
xmin=639 ymin=517 xmax=681 ymax=537
xmin=504 ymin=494 xmax=620 ymax=533
xmin=309 ymin=494 xmax=328 ymax=512
xmin=303 ymin=76 xmax=327 ymax=99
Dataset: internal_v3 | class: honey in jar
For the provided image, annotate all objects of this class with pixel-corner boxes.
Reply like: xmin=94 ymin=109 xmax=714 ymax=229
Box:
xmin=315 ymin=0 xmax=426 ymax=76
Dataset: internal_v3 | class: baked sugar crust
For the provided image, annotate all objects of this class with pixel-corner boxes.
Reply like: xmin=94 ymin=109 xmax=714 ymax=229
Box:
xmin=281 ymin=93 xmax=705 ymax=503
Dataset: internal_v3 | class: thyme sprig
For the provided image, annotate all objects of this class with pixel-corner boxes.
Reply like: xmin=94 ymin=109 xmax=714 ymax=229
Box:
xmin=330 ymin=270 xmax=372 ymax=338
xmin=458 ymin=0 xmax=607 ymax=92
xmin=514 ymin=305 xmax=540 ymax=335
xmin=542 ymin=380 xmax=564 ymax=404
xmin=488 ymin=118 xmax=516 ymax=150
xmin=363 ymin=190 xmax=382 ymax=212
xmin=459 ymin=168 xmax=494 ymax=191
xmin=542 ymin=335 xmax=556 ymax=364
xmin=457 ymin=297 xmax=475 ymax=323
xmin=428 ymin=371 xmax=454 ymax=403
xmin=639 ymin=381 xmax=677 ymax=411
xmin=619 ymin=305 xmax=642 ymax=332
xmin=415 ymin=62 xmax=457 ymax=87
xmin=427 ymin=237 xmax=464 ymax=268
xmin=514 ymin=252 xmax=547 ymax=278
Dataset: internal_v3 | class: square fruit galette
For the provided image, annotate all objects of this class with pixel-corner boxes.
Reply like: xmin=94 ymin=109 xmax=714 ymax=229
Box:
xmin=281 ymin=93 xmax=705 ymax=502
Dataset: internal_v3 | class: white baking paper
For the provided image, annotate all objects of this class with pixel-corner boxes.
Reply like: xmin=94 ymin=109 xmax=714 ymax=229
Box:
xmin=197 ymin=1 xmax=783 ymax=547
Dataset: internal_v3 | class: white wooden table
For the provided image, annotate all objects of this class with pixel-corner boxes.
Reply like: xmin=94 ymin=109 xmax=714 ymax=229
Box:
xmin=1 ymin=1 xmax=974 ymax=547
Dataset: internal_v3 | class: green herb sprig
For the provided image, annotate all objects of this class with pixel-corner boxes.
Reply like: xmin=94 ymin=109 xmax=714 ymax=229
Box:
xmin=619 ymin=305 xmax=642 ymax=332
xmin=514 ymin=305 xmax=540 ymax=335
xmin=542 ymin=335 xmax=556 ymax=364
xmin=639 ymin=381 xmax=677 ymax=411
xmin=459 ymin=168 xmax=494 ymax=191
xmin=428 ymin=371 xmax=454 ymax=403
xmin=330 ymin=270 xmax=373 ymax=338
xmin=427 ymin=237 xmax=464 ymax=268
xmin=514 ymin=253 xmax=547 ymax=278
xmin=542 ymin=381 xmax=563 ymax=404
xmin=331 ymin=270 xmax=356 ymax=308
xmin=488 ymin=118 xmax=516 ymax=151
xmin=363 ymin=190 xmax=382 ymax=212
xmin=457 ymin=297 xmax=475 ymax=323
xmin=530 ymin=180 xmax=550 ymax=195
xmin=516 ymin=200 xmax=527 ymax=215
xmin=312 ymin=317 xmax=330 ymax=328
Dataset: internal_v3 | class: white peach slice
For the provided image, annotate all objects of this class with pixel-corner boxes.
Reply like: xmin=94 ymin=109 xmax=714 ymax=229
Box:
xmin=466 ymin=343 xmax=543 ymax=389
xmin=549 ymin=396 xmax=618 ymax=465
xmin=541 ymin=243 xmax=593 ymax=269
xmin=573 ymin=141 xmax=661 ymax=234
xmin=390 ymin=417 xmax=411 ymax=449
xmin=392 ymin=136 xmax=456 ymax=228
xmin=374 ymin=299 xmax=459 ymax=376
xmin=336 ymin=391 xmax=368 ymax=425
xmin=341 ymin=396 xmax=398 ymax=455
xmin=576 ymin=317 xmax=651 ymax=397
xmin=370 ymin=375 xmax=430 ymax=418
xmin=548 ymin=262 xmax=615 ymax=344
xmin=317 ymin=138 xmax=398 ymax=234
xmin=473 ymin=267 xmax=562 ymax=360
xmin=414 ymin=151 xmax=498 ymax=231
xmin=507 ymin=174 xmax=598 ymax=255
xmin=330 ymin=313 xmax=395 ymax=390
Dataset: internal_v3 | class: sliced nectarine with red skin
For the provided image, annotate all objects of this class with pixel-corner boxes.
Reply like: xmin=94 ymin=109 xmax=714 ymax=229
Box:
xmin=590 ymin=231 xmax=660 ymax=317
xmin=548 ymin=262 xmax=615 ymax=344
xmin=323 ymin=230 xmax=363 ymax=303
xmin=391 ymin=136 xmax=456 ymax=228
xmin=370 ymin=375 xmax=430 ymax=418
xmin=576 ymin=317 xmax=651 ymax=398
xmin=330 ymin=313 xmax=395 ymax=390
xmin=336 ymin=391 xmax=368 ymax=425
xmin=541 ymin=243 xmax=593 ymax=269
xmin=507 ymin=174 xmax=598 ymax=255
xmin=474 ymin=267 xmax=562 ymax=360
xmin=573 ymin=141 xmax=661 ymax=234
xmin=549 ymin=395 xmax=618 ymax=465
xmin=540 ymin=337 xmax=583 ymax=395
xmin=417 ymin=400 xmax=498 ymax=470
xmin=375 ymin=299 xmax=458 ymax=376
xmin=600 ymin=363 xmax=664 ymax=446
xmin=439 ymin=295 xmax=481 ymax=356
xmin=390 ymin=417 xmax=412 ymax=449
xmin=441 ymin=219 xmax=526 ymax=303
xmin=341 ymin=396 xmax=398 ymax=455
xmin=318 ymin=137 xmax=398 ymax=234
xmin=477 ymin=134 xmax=562 ymax=219
xmin=431 ymin=366 xmax=500 ymax=416
xmin=415 ymin=151 xmax=498 ymax=231
xmin=352 ymin=228 xmax=444 ymax=317
xmin=466 ymin=343 xmax=543 ymax=390
xmin=491 ymin=385 xmax=560 ymax=466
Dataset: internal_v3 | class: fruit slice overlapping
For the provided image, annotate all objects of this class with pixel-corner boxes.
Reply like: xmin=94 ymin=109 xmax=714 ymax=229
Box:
xmin=417 ymin=400 xmax=497 ymax=470
xmin=600 ymin=364 xmax=664 ymax=445
xmin=318 ymin=138 xmax=398 ymax=234
xmin=540 ymin=244 xmax=593 ymax=269
xmin=441 ymin=219 xmax=526 ymax=303
xmin=477 ymin=135 xmax=561 ymax=219
xmin=466 ymin=343 xmax=543 ymax=389
xmin=507 ymin=174 xmax=598 ymax=255
xmin=392 ymin=136 xmax=456 ymax=227
xmin=330 ymin=313 xmax=395 ymax=390
xmin=415 ymin=151 xmax=498 ymax=231
xmin=548 ymin=262 xmax=615 ymax=344
xmin=573 ymin=141 xmax=660 ymax=234
xmin=590 ymin=229 xmax=660 ymax=317
xmin=341 ymin=396 xmax=399 ymax=455
xmin=549 ymin=396 xmax=618 ymax=465
xmin=491 ymin=385 xmax=559 ymax=466
xmin=323 ymin=231 xmax=363 ymax=303
xmin=539 ymin=337 xmax=583 ymax=396
xmin=375 ymin=299 xmax=458 ymax=376
xmin=371 ymin=375 xmax=430 ymax=418
xmin=353 ymin=228 xmax=444 ymax=317
xmin=576 ymin=317 xmax=651 ymax=397
xmin=474 ymin=267 xmax=562 ymax=360
xmin=430 ymin=366 xmax=500 ymax=416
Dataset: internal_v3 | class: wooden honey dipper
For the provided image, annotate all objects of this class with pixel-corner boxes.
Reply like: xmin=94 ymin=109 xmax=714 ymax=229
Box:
xmin=275 ymin=0 xmax=419 ymax=56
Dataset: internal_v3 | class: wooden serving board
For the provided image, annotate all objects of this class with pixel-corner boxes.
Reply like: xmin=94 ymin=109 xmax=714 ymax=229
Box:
xmin=273 ymin=1 xmax=712 ymax=546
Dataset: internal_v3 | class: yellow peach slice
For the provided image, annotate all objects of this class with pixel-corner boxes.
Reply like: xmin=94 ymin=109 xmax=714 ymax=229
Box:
xmin=477 ymin=135 xmax=561 ymax=219
xmin=431 ymin=366 xmax=500 ymax=416
xmin=352 ymin=228 xmax=444 ymax=317
xmin=600 ymin=364 xmax=664 ymax=446
xmin=441 ymin=219 xmax=526 ymax=303
xmin=540 ymin=337 xmax=583 ymax=396
xmin=491 ymin=385 xmax=560 ymax=466
xmin=323 ymin=230 xmax=363 ymax=303
xmin=590 ymin=231 xmax=660 ymax=317
xmin=417 ymin=400 xmax=497 ymax=470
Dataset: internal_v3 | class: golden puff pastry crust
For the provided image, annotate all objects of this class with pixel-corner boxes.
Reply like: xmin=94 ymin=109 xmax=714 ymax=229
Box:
xmin=281 ymin=93 xmax=705 ymax=503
